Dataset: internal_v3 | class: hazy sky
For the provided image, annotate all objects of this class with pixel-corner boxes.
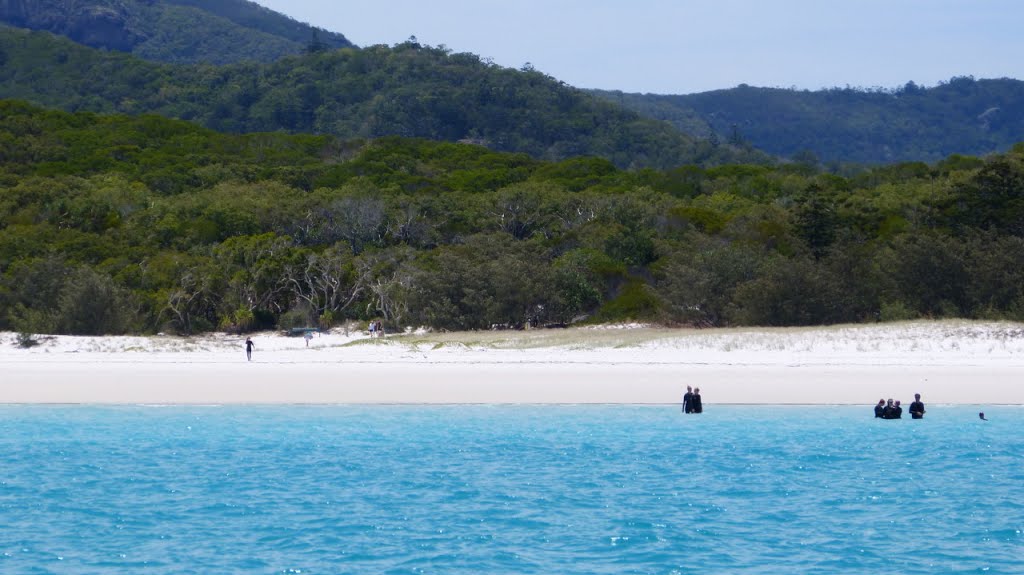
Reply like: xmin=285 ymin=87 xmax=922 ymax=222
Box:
xmin=252 ymin=0 xmax=1022 ymax=95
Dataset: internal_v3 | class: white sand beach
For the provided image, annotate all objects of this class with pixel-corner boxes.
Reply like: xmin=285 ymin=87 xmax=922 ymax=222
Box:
xmin=1 ymin=320 xmax=1022 ymax=405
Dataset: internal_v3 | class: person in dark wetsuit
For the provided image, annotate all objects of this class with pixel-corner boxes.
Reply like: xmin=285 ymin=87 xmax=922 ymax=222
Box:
xmin=909 ymin=393 xmax=925 ymax=419
xmin=245 ymin=337 xmax=255 ymax=361
xmin=881 ymin=398 xmax=895 ymax=419
xmin=892 ymin=400 xmax=903 ymax=419
xmin=682 ymin=386 xmax=693 ymax=413
xmin=691 ymin=388 xmax=703 ymax=414
xmin=979 ymin=412 xmax=987 ymax=421
xmin=874 ymin=399 xmax=886 ymax=418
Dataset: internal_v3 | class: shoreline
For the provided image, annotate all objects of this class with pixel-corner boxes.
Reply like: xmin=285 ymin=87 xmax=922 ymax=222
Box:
xmin=2 ymin=320 xmax=1023 ymax=405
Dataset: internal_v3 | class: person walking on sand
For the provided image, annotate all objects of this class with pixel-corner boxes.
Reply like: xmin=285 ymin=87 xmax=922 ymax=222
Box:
xmin=304 ymin=330 xmax=313 ymax=348
xmin=682 ymin=386 xmax=694 ymax=413
xmin=909 ymin=393 xmax=925 ymax=419
xmin=245 ymin=337 xmax=255 ymax=361
xmin=692 ymin=388 xmax=703 ymax=414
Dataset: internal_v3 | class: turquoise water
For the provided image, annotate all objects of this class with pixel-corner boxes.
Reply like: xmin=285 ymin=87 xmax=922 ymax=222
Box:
xmin=0 ymin=406 xmax=1021 ymax=574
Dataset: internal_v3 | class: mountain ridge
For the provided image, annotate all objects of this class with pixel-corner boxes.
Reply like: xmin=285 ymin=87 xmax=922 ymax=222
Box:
xmin=3 ymin=1 xmax=1023 ymax=167
xmin=0 ymin=26 xmax=765 ymax=169
xmin=0 ymin=0 xmax=352 ymax=64
xmin=592 ymin=77 xmax=1024 ymax=165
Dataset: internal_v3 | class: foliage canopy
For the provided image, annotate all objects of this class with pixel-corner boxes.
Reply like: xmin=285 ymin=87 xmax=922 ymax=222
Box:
xmin=0 ymin=0 xmax=352 ymax=64
xmin=0 ymin=26 xmax=765 ymax=170
xmin=4 ymin=102 xmax=1024 ymax=335
xmin=594 ymin=78 xmax=1024 ymax=166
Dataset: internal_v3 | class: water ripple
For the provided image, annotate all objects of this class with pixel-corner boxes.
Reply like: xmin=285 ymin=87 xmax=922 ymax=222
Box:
xmin=0 ymin=405 xmax=1021 ymax=574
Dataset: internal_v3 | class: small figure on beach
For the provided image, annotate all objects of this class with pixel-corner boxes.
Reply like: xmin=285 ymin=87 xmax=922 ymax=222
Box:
xmin=369 ymin=320 xmax=377 ymax=338
xmin=682 ymin=386 xmax=694 ymax=413
xmin=376 ymin=320 xmax=385 ymax=338
xmin=304 ymin=330 xmax=313 ymax=348
xmin=245 ymin=337 xmax=255 ymax=361
xmin=874 ymin=399 xmax=886 ymax=418
xmin=691 ymin=387 xmax=703 ymax=414
xmin=979 ymin=412 xmax=988 ymax=421
xmin=909 ymin=393 xmax=925 ymax=419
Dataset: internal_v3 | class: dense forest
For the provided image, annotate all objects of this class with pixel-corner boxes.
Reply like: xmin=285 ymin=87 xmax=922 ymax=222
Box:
xmin=594 ymin=77 xmax=1024 ymax=165
xmin=0 ymin=0 xmax=351 ymax=64
xmin=3 ymin=101 xmax=1024 ymax=338
xmin=0 ymin=26 xmax=763 ymax=170
xmin=5 ymin=2 xmax=1024 ymax=170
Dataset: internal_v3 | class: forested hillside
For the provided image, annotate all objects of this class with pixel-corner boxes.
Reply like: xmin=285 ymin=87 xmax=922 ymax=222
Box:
xmin=0 ymin=27 xmax=763 ymax=169
xmin=3 ymin=101 xmax=1024 ymax=336
xmin=0 ymin=0 xmax=351 ymax=64
xmin=594 ymin=77 xmax=1024 ymax=166
xmin=5 ymin=2 xmax=1022 ymax=169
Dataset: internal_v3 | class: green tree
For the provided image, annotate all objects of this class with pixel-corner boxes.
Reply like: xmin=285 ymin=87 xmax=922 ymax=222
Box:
xmin=729 ymin=256 xmax=844 ymax=326
xmin=409 ymin=234 xmax=553 ymax=330
xmin=793 ymin=184 xmax=838 ymax=259
xmin=946 ymin=157 xmax=1024 ymax=235
xmin=878 ymin=232 xmax=970 ymax=317
xmin=57 ymin=267 xmax=135 ymax=334
xmin=654 ymin=237 xmax=764 ymax=326
xmin=213 ymin=232 xmax=295 ymax=328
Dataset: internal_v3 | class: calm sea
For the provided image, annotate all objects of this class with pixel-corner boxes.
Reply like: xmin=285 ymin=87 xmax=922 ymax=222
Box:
xmin=0 ymin=405 xmax=1020 ymax=574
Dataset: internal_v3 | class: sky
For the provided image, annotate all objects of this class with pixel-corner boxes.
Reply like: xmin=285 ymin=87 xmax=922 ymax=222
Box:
xmin=251 ymin=0 xmax=1023 ymax=95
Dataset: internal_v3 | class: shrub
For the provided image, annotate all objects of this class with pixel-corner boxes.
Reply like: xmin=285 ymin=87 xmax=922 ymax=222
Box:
xmin=591 ymin=281 xmax=663 ymax=323
xmin=56 ymin=268 xmax=135 ymax=335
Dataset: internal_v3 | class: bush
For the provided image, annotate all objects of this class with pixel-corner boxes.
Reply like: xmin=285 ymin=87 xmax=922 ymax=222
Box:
xmin=879 ymin=301 xmax=917 ymax=322
xmin=56 ymin=268 xmax=135 ymax=335
xmin=729 ymin=256 xmax=845 ymax=326
xmin=591 ymin=281 xmax=663 ymax=323
xmin=8 ymin=302 xmax=57 ymax=348
xmin=16 ymin=331 xmax=40 ymax=348
xmin=278 ymin=303 xmax=316 ymax=330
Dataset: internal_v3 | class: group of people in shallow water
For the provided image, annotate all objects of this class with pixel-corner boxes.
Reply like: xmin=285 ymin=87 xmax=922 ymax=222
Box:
xmin=874 ymin=393 xmax=926 ymax=419
xmin=681 ymin=386 xmax=703 ymax=414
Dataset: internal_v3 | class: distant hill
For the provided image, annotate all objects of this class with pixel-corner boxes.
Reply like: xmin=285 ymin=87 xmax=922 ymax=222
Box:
xmin=593 ymin=78 xmax=1024 ymax=165
xmin=0 ymin=27 xmax=765 ymax=169
xmin=5 ymin=2 xmax=1021 ymax=169
xmin=0 ymin=0 xmax=352 ymax=64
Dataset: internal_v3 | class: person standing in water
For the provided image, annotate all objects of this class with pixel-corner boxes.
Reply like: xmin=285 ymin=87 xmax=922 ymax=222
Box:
xmin=874 ymin=399 xmax=886 ymax=418
xmin=909 ymin=393 xmax=925 ymax=419
xmin=245 ymin=337 xmax=255 ymax=361
xmin=691 ymin=388 xmax=703 ymax=414
xmin=682 ymin=386 xmax=694 ymax=413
